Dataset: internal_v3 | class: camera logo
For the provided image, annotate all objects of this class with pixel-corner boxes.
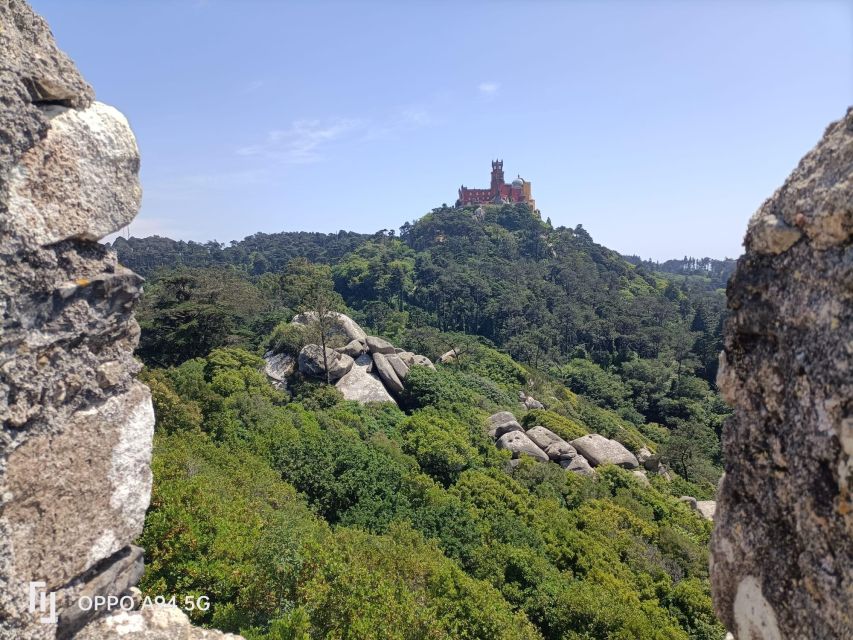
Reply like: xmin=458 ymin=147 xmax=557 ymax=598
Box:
xmin=26 ymin=581 xmax=209 ymax=625
xmin=28 ymin=581 xmax=57 ymax=625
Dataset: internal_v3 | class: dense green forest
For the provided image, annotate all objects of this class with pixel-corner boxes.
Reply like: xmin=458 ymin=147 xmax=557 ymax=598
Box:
xmin=121 ymin=204 xmax=731 ymax=639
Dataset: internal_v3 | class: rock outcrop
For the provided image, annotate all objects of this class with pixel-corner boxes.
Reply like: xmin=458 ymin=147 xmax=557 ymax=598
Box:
xmin=486 ymin=415 xmax=664 ymax=484
xmin=372 ymin=353 xmax=405 ymax=394
xmin=525 ymin=426 xmax=577 ymax=461
xmin=334 ymin=354 xmax=396 ymax=404
xmin=485 ymin=410 xmax=674 ymax=484
xmin=74 ymin=605 xmax=242 ymax=640
xmin=680 ymin=496 xmax=716 ymax=521
xmin=6 ymin=102 xmax=141 ymax=247
xmin=385 ymin=353 xmax=410 ymax=381
xmin=496 ymin=431 xmax=549 ymax=462
xmin=0 ymin=3 xmax=241 ymax=638
xmin=439 ymin=349 xmax=457 ymax=364
xmin=560 ymin=455 xmax=594 ymax=476
xmin=695 ymin=500 xmax=716 ymax=521
xmin=570 ymin=434 xmax=639 ymax=469
xmin=410 ymin=354 xmax=436 ymax=370
xmin=338 ymin=339 xmax=365 ymax=358
xmin=486 ymin=413 xmax=599 ymax=477
xmin=487 ymin=412 xmax=524 ymax=439
xmin=262 ymin=352 xmax=293 ymax=390
xmin=265 ymin=313 xmax=435 ymax=404
xmin=710 ymin=109 xmax=852 ymax=639
xmin=631 ymin=470 xmax=651 ymax=487
xmin=365 ymin=335 xmax=396 ymax=355
xmin=292 ymin=310 xmax=367 ymax=344
xmin=297 ymin=344 xmax=353 ymax=382
xmin=519 ymin=391 xmax=544 ymax=410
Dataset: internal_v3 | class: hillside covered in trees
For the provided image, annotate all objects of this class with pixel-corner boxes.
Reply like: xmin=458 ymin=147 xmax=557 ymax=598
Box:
xmin=117 ymin=204 xmax=731 ymax=639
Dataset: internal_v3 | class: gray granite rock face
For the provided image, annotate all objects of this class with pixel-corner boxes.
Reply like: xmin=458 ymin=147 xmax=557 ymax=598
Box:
xmin=332 ymin=312 xmax=368 ymax=343
xmin=0 ymin=2 xmax=210 ymax=637
xmin=710 ymin=108 xmax=852 ymax=639
xmin=410 ymin=354 xmax=436 ymax=370
xmin=262 ymin=351 xmax=294 ymax=390
xmin=297 ymin=344 xmax=354 ymax=382
xmin=487 ymin=412 xmax=524 ymax=439
xmin=439 ymin=349 xmax=457 ymax=364
xmin=386 ymin=353 xmax=410 ymax=381
xmin=283 ymin=316 xmax=433 ymax=400
xmin=631 ymin=470 xmax=650 ymax=487
xmin=0 ymin=0 xmax=94 ymax=185
xmin=525 ymin=426 xmax=575 ymax=460
xmin=365 ymin=335 xmax=397 ymax=355
xmin=335 ymin=354 xmax=397 ymax=405
xmin=338 ymin=339 xmax=366 ymax=358
xmin=496 ymin=431 xmax=549 ymax=462
xmin=372 ymin=352 xmax=404 ymax=394
xmin=570 ymin=434 xmax=639 ymax=469
xmin=397 ymin=351 xmax=417 ymax=366
xmin=75 ymin=605 xmax=244 ymax=639
xmin=291 ymin=311 xmax=368 ymax=344
xmin=5 ymin=102 xmax=141 ymax=247
xmin=560 ymin=455 xmax=594 ymax=477
xmin=522 ymin=395 xmax=544 ymax=410
xmin=694 ymin=501 xmax=715 ymax=521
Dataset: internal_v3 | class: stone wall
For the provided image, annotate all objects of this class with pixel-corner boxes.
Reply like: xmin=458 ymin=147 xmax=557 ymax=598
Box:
xmin=711 ymin=109 xmax=852 ymax=638
xmin=0 ymin=1 xmax=154 ymax=637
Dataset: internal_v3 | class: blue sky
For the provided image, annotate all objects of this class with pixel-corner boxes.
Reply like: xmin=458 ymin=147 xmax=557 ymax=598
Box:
xmin=32 ymin=0 xmax=852 ymax=260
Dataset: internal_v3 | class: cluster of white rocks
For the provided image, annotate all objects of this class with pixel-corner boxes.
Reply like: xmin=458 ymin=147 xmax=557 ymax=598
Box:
xmin=488 ymin=411 xmax=650 ymax=479
xmin=489 ymin=412 xmax=717 ymax=518
xmin=264 ymin=312 xmax=434 ymax=405
xmin=518 ymin=391 xmax=544 ymax=410
xmin=488 ymin=412 xmax=696 ymax=492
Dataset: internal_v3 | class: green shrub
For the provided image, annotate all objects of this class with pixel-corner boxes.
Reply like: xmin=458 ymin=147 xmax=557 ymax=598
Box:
xmin=291 ymin=380 xmax=344 ymax=410
xmin=554 ymin=358 xmax=629 ymax=411
xmin=664 ymin=578 xmax=725 ymax=640
xmin=138 ymin=332 xmax=725 ymax=640
xmin=521 ymin=409 xmax=589 ymax=441
xmin=400 ymin=409 xmax=480 ymax=486
xmin=461 ymin=343 xmax=527 ymax=388
xmin=401 ymin=365 xmax=479 ymax=410
xmin=454 ymin=370 xmax=517 ymax=408
xmin=268 ymin=322 xmax=309 ymax=356
xmin=141 ymin=369 xmax=203 ymax=434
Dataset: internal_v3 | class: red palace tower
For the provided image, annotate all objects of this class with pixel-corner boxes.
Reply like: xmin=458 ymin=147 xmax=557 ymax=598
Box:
xmin=456 ymin=160 xmax=535 ymax=209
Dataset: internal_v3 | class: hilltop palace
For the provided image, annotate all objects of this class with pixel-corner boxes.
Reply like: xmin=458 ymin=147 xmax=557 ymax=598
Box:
xmin=456 ymin=160 xmax=535 ymax=209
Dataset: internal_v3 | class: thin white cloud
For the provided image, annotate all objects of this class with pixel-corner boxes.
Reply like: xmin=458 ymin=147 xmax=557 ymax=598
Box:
xmin=242 ymin=80 xmax=264 ymax=94
xmin=361 ymin=106 xmax=434 ymax=142
xmin=237 ymin=118 xmax=362 ymax=163
xmin=478 ymin=82 xmax=500 ymax=95
xmin=400 ymin=107 xmax=432 ymax=127
xmin=238 ymin=108 xmax=434 ymax=161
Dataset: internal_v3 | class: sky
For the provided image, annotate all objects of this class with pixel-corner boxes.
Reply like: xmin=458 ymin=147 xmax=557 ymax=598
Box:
xmin=31 ymin=0 xmax=853 ymax=261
